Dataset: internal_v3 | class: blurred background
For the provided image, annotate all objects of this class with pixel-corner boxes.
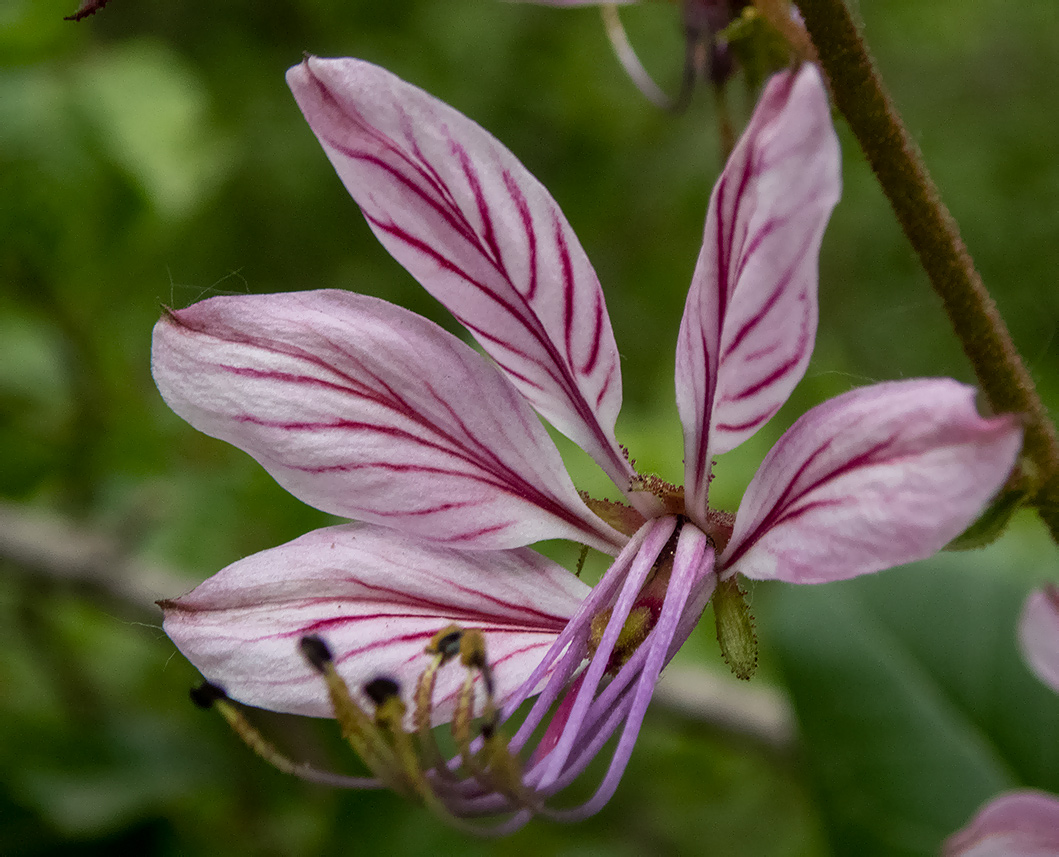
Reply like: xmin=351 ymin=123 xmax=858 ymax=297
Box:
xmin=2 ymin=0 xmax=1058 ymax=854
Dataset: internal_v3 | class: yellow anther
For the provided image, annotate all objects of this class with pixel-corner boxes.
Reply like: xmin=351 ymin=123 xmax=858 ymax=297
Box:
xmin=425 ymin=624 xmax=464 ymax=662
xmin=459 ymin=629 xmax=488 ymax=671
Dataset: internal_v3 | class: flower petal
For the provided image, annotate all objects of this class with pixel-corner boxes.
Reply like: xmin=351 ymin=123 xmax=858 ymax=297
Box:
xmin=722 ymin=379 xmax=1022 ymax=584
xmin=676 ymin=64 xmax=840 ymax=521
xmin=161 ymin=523 xmax=590 ymax=722
xmin=944 ymin=790 xmax=1059 ymax=857
xmin=152 ymin=289 xmax=624 ymax=553
xmin=286 ymin=57 xmax=634 ymax=492
xmin=1018 ymin=586 xmax=1059 ymax=694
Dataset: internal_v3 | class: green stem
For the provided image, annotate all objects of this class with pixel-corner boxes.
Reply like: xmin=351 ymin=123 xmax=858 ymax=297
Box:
xmin=794 ymin=0 xmax=1059 ymax=542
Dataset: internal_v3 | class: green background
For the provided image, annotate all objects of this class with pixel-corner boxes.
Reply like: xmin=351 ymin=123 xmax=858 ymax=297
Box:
xmin=2 ymin=0 xmax=1057 ymax=854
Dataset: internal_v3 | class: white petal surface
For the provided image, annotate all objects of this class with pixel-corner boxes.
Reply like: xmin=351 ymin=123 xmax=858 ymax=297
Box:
xmin=162 ymin=524 xmax=590 ymax=722
xmin=1018 ymin=586 xmax=1059 ymax=694
xmin=722 ymin=379 xmax=1022 ymax=584
xmin=287 ymin=58 xmax=634 ymax=492
xmin=944 ymin=790 xmax=1059 ymax=857
xmin=677 ymin=64 xmax=840 ymax=521
xmin=152 ymin=290 xmax=623 ymax=553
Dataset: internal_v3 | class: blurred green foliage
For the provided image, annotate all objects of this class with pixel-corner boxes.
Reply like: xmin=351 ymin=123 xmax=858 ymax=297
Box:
xmin=1 ymin=0 xmax=1057 ymax=854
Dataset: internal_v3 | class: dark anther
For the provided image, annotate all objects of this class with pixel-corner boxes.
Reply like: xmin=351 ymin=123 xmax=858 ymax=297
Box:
xmin=364 ymin=677 xmax=401 ymax=706
xmin=190 ymin=681 xmax=228 ymax=709
xmin=299 ymin=635 xmax=334 ymax=673
xmin=479 ymin=720 xmax=495 ymax=741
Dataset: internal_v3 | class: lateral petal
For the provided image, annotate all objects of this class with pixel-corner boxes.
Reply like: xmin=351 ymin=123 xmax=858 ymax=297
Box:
xmin=944 ymin=790 xmax=1059 ymax=857
xmin=152 ymin=290 xmax=624 ymax=553
xmin=677 ymin=64 xmax=840 ymax=521
xmin=1018 ymin=586 xmax=1059 ymax=694
xmin=722 ymin=379 xmax=1022 ymax=584
xmin=161 ymin=523 xmax=590 ymax=722
xmin=287 ymin=57 xmax=634 ymax=492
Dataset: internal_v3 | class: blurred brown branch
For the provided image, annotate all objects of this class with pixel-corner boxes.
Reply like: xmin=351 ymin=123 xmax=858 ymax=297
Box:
xmin=0 ymin=500 xmax=189 ymax=623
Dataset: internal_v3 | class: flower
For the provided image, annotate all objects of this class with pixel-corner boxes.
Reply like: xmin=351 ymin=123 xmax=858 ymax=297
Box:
xmin=944 ymin=587 xmax=1059 ymax=856
xmin=154 ymin=57 xmax=1022 ymax=829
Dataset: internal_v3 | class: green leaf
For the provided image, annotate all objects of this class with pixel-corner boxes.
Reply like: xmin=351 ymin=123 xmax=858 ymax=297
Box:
xmin=758 ymin=531 xmax=1059 ymax=857
xmin=74 ymin=40 xmax=232 ymax=220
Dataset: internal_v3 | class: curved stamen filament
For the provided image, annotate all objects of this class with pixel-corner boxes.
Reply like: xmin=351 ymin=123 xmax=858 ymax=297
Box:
xmin=601 ymin=5 xmax=673 ymax=110
xmin=189 ymin=681 xmax=383 ymax=790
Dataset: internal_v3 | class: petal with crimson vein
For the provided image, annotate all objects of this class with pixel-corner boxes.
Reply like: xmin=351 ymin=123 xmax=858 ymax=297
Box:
xmin=161 ymin=523 xmax=590 ymax=722
xmin=677 ymin=64 xmax=840 ymax=522
xmin=721 ymin=379 xmax=1022 ymax=584
xmin=286 ymin=57 xmax=634 ymax=493
xmin=152 ymin=290 xmax=624 ymax=553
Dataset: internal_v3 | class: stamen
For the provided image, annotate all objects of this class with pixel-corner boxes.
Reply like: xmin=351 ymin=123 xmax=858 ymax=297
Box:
xmin=448 ymin=629 xmax=535 ymax=809
xmin=189 ymin=680 xmax=380 ymax=789
xmin=530 ymin=517 xmax=677 ymax=794
xmin=600 ymin=4 xmax=674 ymax=110
xmin=505 ymin=521 xmax=663 ymax=753
xmin=360 ymin=675 xmax=489 ymax=831
xmin=298 ymin=634 xmax=405 ymax=792
xmin=414 ymin=626 xmax=464 ymax=778
xmin=541 ymin=522 xmax=713 ymax=819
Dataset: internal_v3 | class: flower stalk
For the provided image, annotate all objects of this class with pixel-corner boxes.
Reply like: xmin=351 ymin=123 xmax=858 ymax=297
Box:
xmin=792 ymin=0 xmax=1059 ymax=542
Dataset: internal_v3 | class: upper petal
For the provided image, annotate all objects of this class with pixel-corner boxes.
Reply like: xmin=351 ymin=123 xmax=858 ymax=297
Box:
xmin=676 ymin=64 xmax=841 ymax=522
xmin=944 ymin=790 xmax=1059 ymax=857
xmin=286 ymin=57 xmax=635 ymax=493
xmin=722 ymin=379 xmax=1022 ymax=584
xmin=1018 ymin=586 xmax=1059 ymax=694
xmin=161 ymin=523 xmax=591 ymax=723
xmin=152 ymin=289 xmax=624 ymax=553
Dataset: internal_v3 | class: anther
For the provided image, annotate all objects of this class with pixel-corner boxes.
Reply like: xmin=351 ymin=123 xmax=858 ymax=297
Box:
xmin=190 ymin=680 xmax=228 ymax=709
xmin=426 ymin=624 xmax=464 ymax=663
xmin=459 ymin=629 xmax=487 ymax=671
xmin=299 ymin=635 xmax=333 ymax=673
xmin=364 ymin=677 xmax=401 ymax=707
xmin=460 ymin=630 xmax=496 ymax=698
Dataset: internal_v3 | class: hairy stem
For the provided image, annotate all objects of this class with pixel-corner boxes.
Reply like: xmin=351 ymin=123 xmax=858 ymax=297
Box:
xmin=794 ymin=0 xmax=1059 ymax=541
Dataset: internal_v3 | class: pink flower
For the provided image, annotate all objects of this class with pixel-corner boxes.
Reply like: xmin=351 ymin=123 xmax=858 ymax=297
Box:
xmin=154 ymin=58 xmax=1022 ymax=828
xmin=1019 ymin=585 xmax=1059 ymax=694
xmin=945 ymin=588 xmax=1059 ymax=856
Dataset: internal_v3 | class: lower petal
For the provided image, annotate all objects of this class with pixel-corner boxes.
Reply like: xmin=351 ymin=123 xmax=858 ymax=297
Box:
xmin=161 ymin=523 xmax=589 ymax=723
